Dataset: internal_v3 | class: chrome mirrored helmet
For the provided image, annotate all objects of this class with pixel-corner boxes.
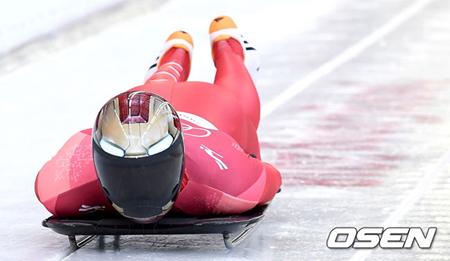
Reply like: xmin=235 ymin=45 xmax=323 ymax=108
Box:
xmin=92 ymin=91 xmax=184 ymax=223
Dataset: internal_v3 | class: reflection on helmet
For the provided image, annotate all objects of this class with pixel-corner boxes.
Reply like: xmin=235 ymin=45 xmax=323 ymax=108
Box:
xmin=92 ymin=91 xmax=184 ymax=223
xmin=94 ymin=91 xmax=181 ymax=157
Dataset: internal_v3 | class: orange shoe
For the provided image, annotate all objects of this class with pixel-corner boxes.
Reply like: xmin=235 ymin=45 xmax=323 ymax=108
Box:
xmin=209 ymin=16 xmax=239 ymax=44
xmin=144 ymin=31 xmax=194 ymax=83
xmin=209 ymin=16 xmax=260 ymax=82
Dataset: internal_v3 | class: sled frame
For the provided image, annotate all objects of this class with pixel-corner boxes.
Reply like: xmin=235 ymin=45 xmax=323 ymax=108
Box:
xmin=43 ymin=204 xmax=268 ymax=249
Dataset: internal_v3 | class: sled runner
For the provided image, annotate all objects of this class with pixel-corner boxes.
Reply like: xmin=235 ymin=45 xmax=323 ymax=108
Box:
xmin=42 ymin=204 xmax=269 ymax=249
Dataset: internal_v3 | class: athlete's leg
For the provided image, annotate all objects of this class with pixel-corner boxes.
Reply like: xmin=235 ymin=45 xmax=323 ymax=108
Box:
xmin=144 ymin=31 xmax=193 ymax=84
xmin=209 ymin=16 xmax=261 ymax=129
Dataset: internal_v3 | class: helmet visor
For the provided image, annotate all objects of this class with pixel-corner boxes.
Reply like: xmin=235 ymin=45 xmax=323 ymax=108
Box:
xmin=93 ymin=134 xmax=184 ymax=222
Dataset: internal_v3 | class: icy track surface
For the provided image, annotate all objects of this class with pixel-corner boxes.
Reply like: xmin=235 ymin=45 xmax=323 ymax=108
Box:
xmin=0 ymin=0 xmax=123 ymax=55
xmin=1 ymin=0 xmax=450 ymax=260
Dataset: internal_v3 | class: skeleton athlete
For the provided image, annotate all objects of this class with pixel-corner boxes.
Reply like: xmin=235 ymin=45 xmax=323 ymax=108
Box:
xmin=35 ymin=16 xmax=282 ymax=223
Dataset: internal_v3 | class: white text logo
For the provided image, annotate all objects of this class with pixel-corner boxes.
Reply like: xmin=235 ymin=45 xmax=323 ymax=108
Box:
xmin=327 ymin=227 xmax=437 ymax=249
xmin=199 ymin=144 xmax=228 ymax=170
xmin=182 ymin=123 xmax=211 ymax=138
xmin=79 ymin=205 xmax=106 ymax=212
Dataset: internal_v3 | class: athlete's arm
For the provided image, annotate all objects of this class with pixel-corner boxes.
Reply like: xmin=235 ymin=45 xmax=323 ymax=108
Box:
xmin=258 ymin=161 xmax=282 ymax=205
xmin=35 ymin=129 xmax=114 ymax=217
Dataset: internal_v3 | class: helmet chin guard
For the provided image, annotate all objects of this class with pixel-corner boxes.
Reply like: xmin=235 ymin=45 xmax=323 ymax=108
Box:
xmin=92 ymin=91 xmax=184 ymax=223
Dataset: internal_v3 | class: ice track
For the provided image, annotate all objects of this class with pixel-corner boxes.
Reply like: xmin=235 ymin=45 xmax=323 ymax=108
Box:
xmin=1 ymin=0 xmax=450 ymax=260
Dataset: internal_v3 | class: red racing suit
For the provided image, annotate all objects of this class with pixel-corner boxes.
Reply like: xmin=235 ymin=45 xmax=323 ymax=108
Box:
xmin=35 ymin=39 xmax=282 ymax=217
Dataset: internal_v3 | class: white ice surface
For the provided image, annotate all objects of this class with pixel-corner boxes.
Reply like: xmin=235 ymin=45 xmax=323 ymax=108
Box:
xmin=0 ymin=0 xmax=123 ymax=54
xmin=2 ymin=0 xmax=450 ymax=260
xmin=0 ymin=0 xmax=341 ymax=260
